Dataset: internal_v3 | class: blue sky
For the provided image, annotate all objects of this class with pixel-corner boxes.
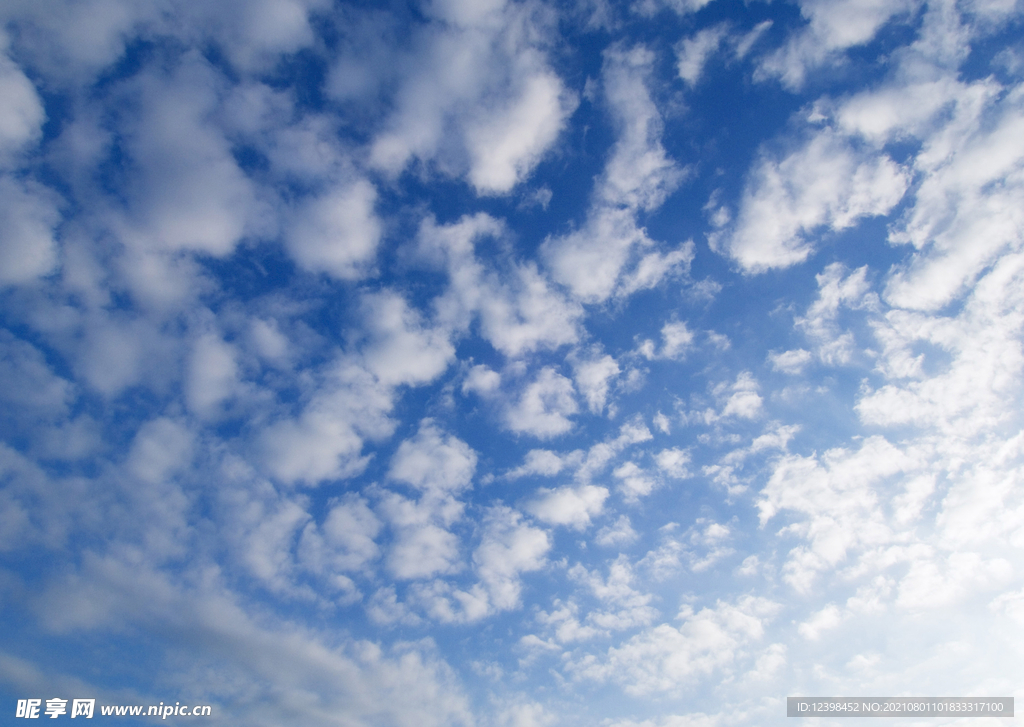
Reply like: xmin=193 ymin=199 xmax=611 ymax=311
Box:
xmin=2 ymin=0 xmax=1024 ymax=724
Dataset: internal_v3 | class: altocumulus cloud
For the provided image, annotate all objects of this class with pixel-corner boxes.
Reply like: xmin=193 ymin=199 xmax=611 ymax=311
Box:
xmin=1 ymin=0 xmax=1024 ymax=725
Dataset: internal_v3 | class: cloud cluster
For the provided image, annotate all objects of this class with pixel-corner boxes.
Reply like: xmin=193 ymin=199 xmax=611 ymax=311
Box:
xmin=712 ymin=130 xmax=908 ymax=272
xmin=542 ymin=44 xmax=692 ymax=302
xmin=368 ymin=0 xmax=576 ymax=194
xmin=2 ymin=0 xmax=1024 ymax=725
xmin=569 ymin=596 xmax=781 ymax=695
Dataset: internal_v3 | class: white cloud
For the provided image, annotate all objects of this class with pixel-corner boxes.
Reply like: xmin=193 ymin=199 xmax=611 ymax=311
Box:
xmin=260 ymin=358 xmax=395 ymax=486
xmin=12 ymin=0 xmax=328 ymax=81
xmin=596 ymin=515 xmax=639 ymax=547
xmin=734 ymin=20 xmax=774 ymax=59
xmin=200 ymin=0 xmax=331 ymax=72
xmin=967 ymin=0 xmax=1024 ymax=20
xmin=409 ymin=579 xmax=491 ymax=624
xmin=701 ymin=422 xmax=799 ymax=495
xmin=573 ymin=353 xmax=620 ymax=414
xmin=638 ymin=321 xmax=695 ymax=361
xmin=519 ymin=186 xmax=553 ymax=210
xmin=797 ymin=603 xmax=843 ymax=639
xmin=285 ymin=179 xmax=382 ymax=280
xmin=0 ymin=333 xmax=72 ymax=419
xmin=0 ymin=33 xmax=45 ymax=159
xmin=858 ymin=252 xmax=1024 ymax=434
xmin=368 ymin=2 xmax=573 ymax=194
xmin=506 ymin=449 xmax=568 ymax=479
xmin=185 ymin=332 xmax=239 ymax=417
xmin=377 ymin=423 xmax=478 ymax=582
xmin=686 ymin=520 xmax=734 ymax=572
xmin=655 ymin=448 xmax=691 ymax=479
xmin=933 ymin=451 xmax=1024 ymax=553
xmin=526 ymin=484 xmax=609 ymax=530
xmin=675 ymin=20 xmax=773 ymax=87
xmin=768 ymin=348 xmax=812 ymax=374
xmin=614 ymin=461 xmax=658 ymax=501
xmin=736 ymin=555 xmax=760 ymax=577
xmin=36 ymin=414 xmax=102 ymax=461
xmin=366 ymin=585 xmax=421 ymax=626
xmin=570 ymin=596 xmax=780 ymax=695
xmin=534 ymin=558 xmax=658 ymax=643
xmin=543 ymin=208 xmax=657 ymax=303
xmin=225 ymin=94 xmax=343 ymax=182
xmin=534 ymin=599 xmax=600 ymax=643
xmin=569 ymin=555 xmax=658 ymax=630
xmin=110 ymin=246 xmax=207 ymax=312
xmin=121 ymin=53 xmax=265 ymax=257
xmin=661 ymin=321 xmax=695 ymax=360
xmin=575 ymin=415 xmax=654 ymax=482
xmin=462 ymin=364 xmax=502 ymax=397
xmin=126 ymin=417 xmax=194 ymax=486
xmin=897 ymin=552 xmax=1013 ymax=610
xmin=676 ymin=24 xmax=727 ymax=86
xmin=757 ymin=435 xmax=917 ymax=592
xmin=598 ymin=46 xmax=684 ymax=213
xmin=720 ymin=372 xmax=764 ymax=420
xmin=713 ymin=129 xmax=909 ymax=272
xmin=884 ymin=91 xmax=1024 ymax=311
xmin=0 ymin=445 xmax=51 ymax=551
xmin=835 ymin=77 xmax=968 ymax=146
xmin=360 ymin=290 xmax=455 ymax=388
xmin=248 ymin=317 xmax=291 ymax=366
xmin=990 ymin=587 xmax=1024 ymax=624
xmin=419 ymin=214 xmax=582 ymax=357
xmin=795 ymin=263 xmax=876 ymax=366
xmin=505 ymin=367 xmax=579 ymax=438
xmin=473 ymin=506 xmax=550 ymax=611
xmin=226 ymin=488 xmax=312 ymax=596
xmin=891 ymin=474 xmax=935 ymax=524
xmin=478 ymin=262 xmax=583 ymax=357
xmin=0 ymin=175 xmax=61 ymax=285
xmin=542 ymin=45 xmax=688 ymax=302
xmin=69 ymin=315 xmax=171 ymax=396
xmin=465 ymin=71 xmax=578 ymax=195
xmin=632 ymin=0 xmax=715 ymax=18
xmin=0 ymin=2 xmax=155 ymax=82
xmin=387 ymin=521 xmax=463 ymax=581
xmin=535 ymin=553 xmax=662 ymax=644
xmin=299 ymin=493 xmax=382 ymax=575
xmin=617 ymin=243 xmax=696 ymax=299
xmin=756 ymin=0 xmax=920 ymax=89
xmin=506 ymin=418 xmax=655 ymax=522
xmin=759 ymin=2 xmax=1024 ymax=320
xmin=389 ymin=420 xmax=477 ymax=495
xmin=493 ymin=698 xmax=557 ymax=727
xmin=35 ymin=553 xmax=474 ymax=726
xmin=378 ymin=485 xmax=466 ymax=583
